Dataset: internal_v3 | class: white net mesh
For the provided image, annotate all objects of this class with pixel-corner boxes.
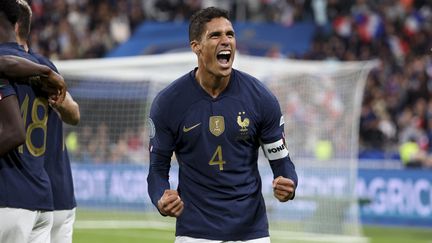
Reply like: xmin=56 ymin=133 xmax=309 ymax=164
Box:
xmin=55 ymin=53 xmax=376 ymax=242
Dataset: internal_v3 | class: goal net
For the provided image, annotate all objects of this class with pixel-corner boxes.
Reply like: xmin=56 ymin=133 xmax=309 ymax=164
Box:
xmin=55 ymin=52 xmax=376 ymax=242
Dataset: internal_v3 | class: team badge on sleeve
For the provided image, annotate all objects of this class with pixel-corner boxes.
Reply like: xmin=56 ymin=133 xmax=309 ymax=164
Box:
xmin=262 ymin=139 xmax=289 ymax=160
xmin=147 ymin=118 xmax=156 ymax=138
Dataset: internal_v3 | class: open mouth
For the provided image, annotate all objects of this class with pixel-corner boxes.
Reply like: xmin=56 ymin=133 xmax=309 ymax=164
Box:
xmin=217 ymin=50 xmax=231 ymax=65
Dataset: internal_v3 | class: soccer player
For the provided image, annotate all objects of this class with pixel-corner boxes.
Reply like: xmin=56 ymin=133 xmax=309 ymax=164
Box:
xmin=16 ymin=1 xmax=80 ymax=242
xmin=0 ymin=55 xmax=61 ymax=156
xmin=147 ymin=7 xmax=298 ymax=242
xmin=0 ymin=1 xmax=64 ymax=242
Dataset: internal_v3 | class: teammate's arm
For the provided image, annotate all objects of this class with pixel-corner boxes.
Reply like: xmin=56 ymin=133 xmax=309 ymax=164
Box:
xmin=37 ymin=69 xmax=67 ymax=106
xmin=0 ymin=55 xmax=67 ymax=104
xmin=0 ymin=55 xmax=53 ymax=156
xmin=0 ymin=55 xmax=50 ymax=77
xmin=0 ymin=95 xmax=25 ymax=156
xmin=49 ymin=91 xmax=80 ymax=125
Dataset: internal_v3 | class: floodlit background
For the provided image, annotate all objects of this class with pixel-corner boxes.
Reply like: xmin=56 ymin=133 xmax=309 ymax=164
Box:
xmin=25 ymin=0 xmax=432 ymax=242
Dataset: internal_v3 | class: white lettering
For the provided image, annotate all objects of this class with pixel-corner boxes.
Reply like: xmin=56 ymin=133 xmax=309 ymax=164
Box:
xmin=369 ymin=177 xmax=386 ymax=214
xmin=387 ymin=178 xmax=405 ymax=214
xmin=109 ymin=171 xmax=147 ymax=202
xmin=414 ymin=179 xmax=431 ymax=217
xmin=359 ymin=177 xmax=432 ymax=217
xmin=72 ymin=169 xmax=108 ymax=200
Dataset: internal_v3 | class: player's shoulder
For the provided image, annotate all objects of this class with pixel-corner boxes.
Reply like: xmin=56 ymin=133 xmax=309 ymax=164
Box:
xmin=233 ymin=69 xmax=277 ymax=101
xmin=29 ymin=49 xmax=58 ymax=72
xmin=0 ymin=79 xmax=15 ymax=99
xmin=154 ymin=70 xmax=195 ymax=106
xmin=0 ymin=43 xmax=39 ymax=64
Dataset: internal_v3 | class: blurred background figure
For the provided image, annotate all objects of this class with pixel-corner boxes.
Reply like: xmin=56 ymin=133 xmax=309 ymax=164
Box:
xmin=29 ymin=1 xmax=431 ymax=169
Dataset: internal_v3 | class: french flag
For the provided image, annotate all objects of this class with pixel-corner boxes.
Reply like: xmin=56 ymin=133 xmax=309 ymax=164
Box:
xmin=388 ymin=36 xmax=409 ymax=59
xmin=333 ymin=16 xmax=352 ymax=38
xmin=404 ymin=11 xmax=424 ymax=36
xmin=355 ymin=13 xmax=384 ymax=42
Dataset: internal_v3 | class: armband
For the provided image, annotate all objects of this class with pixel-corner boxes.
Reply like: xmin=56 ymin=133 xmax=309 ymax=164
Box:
xmin=262 ymin=139 xmax=289 ymax=160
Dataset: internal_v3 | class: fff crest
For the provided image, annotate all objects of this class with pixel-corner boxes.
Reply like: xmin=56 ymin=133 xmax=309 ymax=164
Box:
xmin=237 ymin=111 xmax=249 ymax=132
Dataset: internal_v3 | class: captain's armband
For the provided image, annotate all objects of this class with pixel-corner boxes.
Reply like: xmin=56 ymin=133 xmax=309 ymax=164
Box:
xmin=262 ymin=139 xmax=289 ymax=160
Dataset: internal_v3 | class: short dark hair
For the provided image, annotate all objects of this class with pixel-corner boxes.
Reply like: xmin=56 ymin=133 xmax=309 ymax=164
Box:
xmin=189 ymin=7 xmax=230 ymax=42
xmin=17 ymin=0 xmax=32 ymax=41
xmin=0 ymin=0 xmax=20 ymax=25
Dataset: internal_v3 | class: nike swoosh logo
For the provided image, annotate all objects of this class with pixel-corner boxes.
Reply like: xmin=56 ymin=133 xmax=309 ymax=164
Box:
xmin=183 ymin=123 xmax=201 ymax=132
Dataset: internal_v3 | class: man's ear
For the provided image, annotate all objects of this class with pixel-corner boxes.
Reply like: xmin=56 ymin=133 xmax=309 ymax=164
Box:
xmin=190 ymin=41 xmax=201 ymax=55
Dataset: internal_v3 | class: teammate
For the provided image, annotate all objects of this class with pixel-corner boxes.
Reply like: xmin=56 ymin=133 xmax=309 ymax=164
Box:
xmin=16 ymin=1 xmax=80 ymax=242
xmin=0 ymin=1 xmax=65 ymax=242
xmin=147 ymin=7 xmax=298 ymax=242
xmin=0 ymin=55 xmax=62 ymax=156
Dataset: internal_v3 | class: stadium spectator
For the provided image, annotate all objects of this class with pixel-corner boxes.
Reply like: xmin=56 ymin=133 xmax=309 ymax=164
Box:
xmin=399 ymin=136 xmax=432 ymax=168
xmin=88 ymin=122 xmax=110 ymax=163
xmin=29 ymin=1 xmax=432 ymax=166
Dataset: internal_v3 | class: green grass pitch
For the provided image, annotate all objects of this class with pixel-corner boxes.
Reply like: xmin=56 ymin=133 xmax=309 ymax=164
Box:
xmin=72 ymin=209 xmax=432 ymax=243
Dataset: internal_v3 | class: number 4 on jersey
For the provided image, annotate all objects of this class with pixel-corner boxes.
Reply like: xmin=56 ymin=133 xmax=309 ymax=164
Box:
xmin=209 ymin=145 xmax=226 ymax=171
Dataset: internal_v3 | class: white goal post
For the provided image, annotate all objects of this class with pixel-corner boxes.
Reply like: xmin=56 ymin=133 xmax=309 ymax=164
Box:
xmin=55 ymin=52 xmax=376 ymax=242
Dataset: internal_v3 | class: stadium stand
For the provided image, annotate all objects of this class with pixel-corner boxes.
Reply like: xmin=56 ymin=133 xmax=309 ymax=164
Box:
xmin=29 ymin=0 xmax=432 ymax=167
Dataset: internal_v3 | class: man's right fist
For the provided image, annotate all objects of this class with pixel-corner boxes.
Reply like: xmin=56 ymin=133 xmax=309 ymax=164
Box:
xmin=157 ymin=189 xmax=184 ymax=217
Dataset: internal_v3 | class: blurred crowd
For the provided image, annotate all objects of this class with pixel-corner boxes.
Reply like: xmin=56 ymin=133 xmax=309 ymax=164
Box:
xmin=28 ymin=0 xmax=317 ymax=59
xmin=31 ymin=0 xmax=432 ymax=167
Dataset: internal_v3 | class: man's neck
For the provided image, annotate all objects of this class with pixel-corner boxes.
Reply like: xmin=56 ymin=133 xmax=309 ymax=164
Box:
xmin=0 ymin=29 xmax=17 ymax=44
xmin=16 ymin=37 xmax=29 ymax=52
xmin=195 ymin=68 xmax=230 ymax=98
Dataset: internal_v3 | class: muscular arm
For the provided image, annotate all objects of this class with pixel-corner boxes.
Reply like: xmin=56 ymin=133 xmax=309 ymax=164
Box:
xmin=49 ymin=92 xmax=80 ymax=125
xmin=0 ymin=55 xmax=67 ymax=104
xmin=0 ymin=95 xmax=25 ymax=156
xmin=0 ymin=55 xmax=50 ymax=77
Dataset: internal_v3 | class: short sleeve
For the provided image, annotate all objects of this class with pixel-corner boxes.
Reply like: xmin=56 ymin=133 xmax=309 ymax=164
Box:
xmin=0 ymin=80 xmax=16 ymax=100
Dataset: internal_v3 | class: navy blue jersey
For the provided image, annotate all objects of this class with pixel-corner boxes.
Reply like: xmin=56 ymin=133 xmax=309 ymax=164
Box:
xmin=147 ymin=68 xmax=297 ymax=240
xmin=0 ymin=81 xmax=15 ymax=99
xmin=0 ymin=43 xmax=53 ymax=210
xmin=30 ymin=49 xmax=76 ymax=210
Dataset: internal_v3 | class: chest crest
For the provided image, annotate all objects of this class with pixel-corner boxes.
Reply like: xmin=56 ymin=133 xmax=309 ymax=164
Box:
xmin=237 ymin=111 xmax=250 ymax=132
xmin=209 ymin=116 xmax=225 ymax=137
xmin=207 ymin=111 xmax=252 ymax=140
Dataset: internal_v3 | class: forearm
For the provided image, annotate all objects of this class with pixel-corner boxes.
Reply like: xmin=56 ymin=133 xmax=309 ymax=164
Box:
xmin=0 ymin=96 xmax=26 ymax=156
xmin=0 ymin=55 xmax=50 ymax=78
xmin=0 ymin=128 xmax=25 ymax=156
xmin=51 ymin=92 xmax=80 ymax=125
xmin=147 ymin=152 xmax=171 ymax=208
xmin=269 ymin=155 xmax=298 ymax=187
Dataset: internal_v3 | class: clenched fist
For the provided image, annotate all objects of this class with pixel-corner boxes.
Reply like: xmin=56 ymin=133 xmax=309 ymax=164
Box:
xmin=272 ymin=176 xmax=295 ymax=202
xmin=157 ymin=189 xmax=184 ymax=217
